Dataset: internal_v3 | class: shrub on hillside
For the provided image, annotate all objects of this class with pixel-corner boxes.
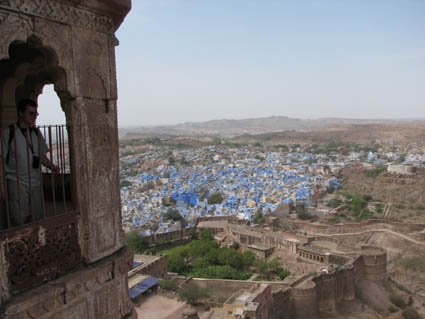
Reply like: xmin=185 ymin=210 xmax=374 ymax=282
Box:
xmin=402 ymin=307 xmax=420 ymax=319
xmin=388 ymin=305 xmax=399 ymax=313
xmin=398 ymin=256 xmax=425 ymax=272
xmin=390 ymin=292 xmax=406 ymax=309
xmin=365 ymin=166 xmax=387 ymax=178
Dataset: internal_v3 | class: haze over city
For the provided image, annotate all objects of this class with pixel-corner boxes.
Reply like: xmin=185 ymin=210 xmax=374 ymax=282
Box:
xmin=38 ymin=0 xmax=425 ymax=127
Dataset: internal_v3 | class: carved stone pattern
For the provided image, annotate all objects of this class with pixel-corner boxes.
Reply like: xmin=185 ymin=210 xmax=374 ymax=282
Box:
xmin=6 ymin=215 xmax=81 ymax=293
xmin=0 ymin=10 xmax=33 ymax=59
xmin=0 ymin=0 xmax=114 ymax=33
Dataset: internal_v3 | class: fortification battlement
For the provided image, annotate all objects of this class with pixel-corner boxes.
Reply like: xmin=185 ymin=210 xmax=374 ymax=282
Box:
xmin=294 ymin=218 xmax=425 ymax=234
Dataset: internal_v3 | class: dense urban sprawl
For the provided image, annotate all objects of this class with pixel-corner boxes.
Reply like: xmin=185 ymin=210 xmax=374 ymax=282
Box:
xmin=120 ymin=142 xmax=425 ymax=235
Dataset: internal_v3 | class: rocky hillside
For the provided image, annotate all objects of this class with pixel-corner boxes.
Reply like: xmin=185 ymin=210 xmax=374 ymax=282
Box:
xmin=232 ymin=123 xmax=425 ymax=146
xmin=338 ymin=164 xmax=425 ymax=223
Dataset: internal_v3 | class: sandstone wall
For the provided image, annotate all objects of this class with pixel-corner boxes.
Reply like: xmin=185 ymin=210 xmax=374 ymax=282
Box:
xmin=3 ymin=246 xmax=134 ymax=319
xmin=188 ymin=278 xmax=288 ymax=302
xmin=294 ymin=219 xmax=425 ymax=235
xmin=272 ymin=246 xmax=385 ymax=319
xmin=271 ymin=289 xmax=293 ymax=319
xmin=194 ymin=245 xmax=386 ymax=319
xmin=133 ymin=255 xmax=168 ymax=278
xmin=290 ymin=283 xmax=319 ymax=319
xmin=143 ymin=227 xmax=196 ymax=244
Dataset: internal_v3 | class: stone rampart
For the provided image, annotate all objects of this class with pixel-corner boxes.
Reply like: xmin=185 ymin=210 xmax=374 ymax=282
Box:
xmin=271 ymin=289 xmax=293 ymax=319
xmin=143 ymin=227 xmax=195 ymax=243
xmin=312 ymin=267 xmax=355 ymax=315
xmin=358 ymin=246 xmax=387 ymax=282
xmin=278 ymin=245 xmax=384 ymax=318
xmin=196 ymin=216 xmax=248 ymax=225
xmin=294 ymin=219 xmax=425 ymax=235
xmin=290 ymin=282 xmax=319 ymax=319
xmin=187 ymin=245 xmax=386 ymax=319
xmin=130 ymin=255 xmax=167 ymax=278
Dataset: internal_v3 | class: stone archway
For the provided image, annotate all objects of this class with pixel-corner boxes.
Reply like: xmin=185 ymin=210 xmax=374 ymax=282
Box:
xmin=0 ymin=36 xmax=72 ymax=127
xmin=0 ymin=36 xmax=80 ymax=294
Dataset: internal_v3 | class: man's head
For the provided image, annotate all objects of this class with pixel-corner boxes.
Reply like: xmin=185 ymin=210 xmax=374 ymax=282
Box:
xmin=17 ymin=99 xmax=38 ymax=127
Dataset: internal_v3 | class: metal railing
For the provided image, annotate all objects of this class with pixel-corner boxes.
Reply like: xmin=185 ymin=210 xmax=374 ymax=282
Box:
xmin=0 ymin=124 xmax=72 ymax=230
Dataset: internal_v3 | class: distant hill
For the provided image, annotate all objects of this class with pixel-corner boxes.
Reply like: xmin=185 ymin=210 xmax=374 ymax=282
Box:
xmin=231 ymin=123 xmax=425 ymax=146
xmin=119 ymin=116 xmax=425 ymax=138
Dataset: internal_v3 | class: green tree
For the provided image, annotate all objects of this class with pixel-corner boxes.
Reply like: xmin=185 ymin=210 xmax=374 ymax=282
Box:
xmin=120 ymin=180 xmax=132 ymax=188
xmin=125 ymin=231 xmax=148 ymax=253
xmin=168 ymin=156 xmax=176 ymax=165
xmin=268 ymin=257 xmax=283 ymax=274
xmin=231 ymin=242 xmax=240 ymax=250
xmin=178 ymin=282 xmax=209 ymax=305
xmin=192 ymin=257 xmax=210 ymax=270
xmin=241 ymin=250 xmax=256 ymax=268
xmin=208 ymin=192 xmax=223 ymax=205
xmin=164 ymin=208 xmax=182 ymax=220
xmin=168 ymin=252 xmax=188 ymax=274
xmin=297 ymin=206 xmax=313 ymax=220
xmin=255 ymin=259 xmax=268 ymax=276
xmin=279 ymin=269 xmax=290 ymax=280
xmin=200 ymin=229 xmax=214 ymax=241
xmin=217 ymin=247 xmax=243 ymax=269
xmin=191 ymin=265 xmax=251 ymax=280
xmin=253 ymin=209 xmax=265 ymax=224
xmin=351 ymin=194 xmax=367 ymax=215
xmin=164 ymin=208 xmax=187 ymax=227
xmin=188 ymin=229 xmax=198 ymax=240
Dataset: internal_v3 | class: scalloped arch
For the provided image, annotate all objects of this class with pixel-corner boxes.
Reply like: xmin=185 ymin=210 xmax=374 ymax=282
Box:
xmin=0 ymin=35 xmax=72 ymax=126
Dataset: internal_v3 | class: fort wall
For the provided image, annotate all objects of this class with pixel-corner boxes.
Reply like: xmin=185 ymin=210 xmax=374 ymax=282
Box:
xmin=189 ymin=278 xmax=288 ymax=301
xmin=271 ymin=289 xmax=293 ymax=319
xmin=290 ymin=282 xmax=319 ymax=319
xmin=130 ymin=255 xmax=168 ymax=278
xmin=192 ymin=245 xmax=386 ymax=319
xmin=143 ymin=227 xmax=196 ymax=244
xmin=294 ymin=219 xmax=425 ymax=234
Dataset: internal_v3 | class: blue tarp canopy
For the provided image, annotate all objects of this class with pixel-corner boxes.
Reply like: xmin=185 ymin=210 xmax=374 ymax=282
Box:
xmin=133 ymin=261 xmax=144 ymax=268
xmin=129 ymin=277 xmax=159 ymax=299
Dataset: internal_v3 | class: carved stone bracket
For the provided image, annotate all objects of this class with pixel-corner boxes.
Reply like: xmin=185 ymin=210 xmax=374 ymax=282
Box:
xmin=0 ymin=0 xmax=114 ymax=34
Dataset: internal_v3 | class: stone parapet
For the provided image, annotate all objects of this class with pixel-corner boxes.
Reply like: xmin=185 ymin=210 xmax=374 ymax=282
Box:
xmin=2 ymin=246 xmax=135 ymax=319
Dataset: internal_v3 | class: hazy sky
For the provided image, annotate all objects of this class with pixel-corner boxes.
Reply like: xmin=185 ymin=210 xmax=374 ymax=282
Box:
xmin=38 ymin=0 xmax=425 ymax=127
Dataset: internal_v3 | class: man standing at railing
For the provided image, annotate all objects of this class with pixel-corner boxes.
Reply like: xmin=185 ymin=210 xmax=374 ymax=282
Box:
xmin=0 ymin=99 xmax=59 ymax=227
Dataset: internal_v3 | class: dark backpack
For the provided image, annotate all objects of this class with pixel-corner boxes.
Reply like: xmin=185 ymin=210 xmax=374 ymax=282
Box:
xmin=5 ymin=124 xmax=38 ymax=164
